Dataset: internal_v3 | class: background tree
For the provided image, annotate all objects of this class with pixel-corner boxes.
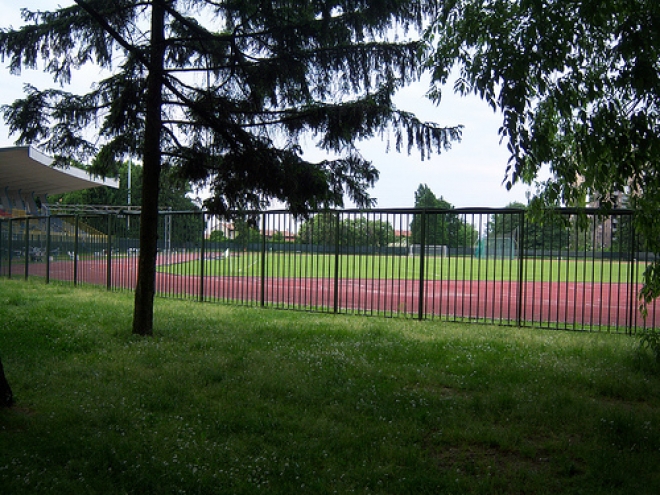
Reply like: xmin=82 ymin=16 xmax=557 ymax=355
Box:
xmin=49 ymin=161 xmax=204 ymax=244
xmin=425 ymin=0 xmax=660 ymax=300
xmin=0 ymin=0 xmax=459 ymax=335
xmin=233 ymin=217 xmax=262 ymax=246
xmin=486 ymin=202 xmax=526 ymax=239
xmin=297 ymin=213 xmax=339 ymax=246
xmin=410 ymin=184 xmax=478 ymax=247
xmin=610 ymin=195 xmax=647 ymax=253
xmin=523 ymin=213 xmax=571 ymax=253
xmin=341 ymin=217 xmax=394 ymax=247
xmin=298 ymin=213 xmax=394 ymax=248
xmin=209 ymin=229 xmax=228 ymax=243
xmin=270 ymin=231 xmax=287 ymax=243
xmin=486 ymin=201 xmax=570 ymax=252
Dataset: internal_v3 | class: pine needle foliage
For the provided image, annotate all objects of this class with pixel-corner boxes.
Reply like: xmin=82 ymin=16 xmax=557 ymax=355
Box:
xmin=1 ymin=0 xmax=458 ymax=214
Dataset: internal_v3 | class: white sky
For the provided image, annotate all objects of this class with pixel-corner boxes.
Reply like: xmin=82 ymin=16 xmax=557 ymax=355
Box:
xmin=0 ymin=0 xmax=540 ymax=209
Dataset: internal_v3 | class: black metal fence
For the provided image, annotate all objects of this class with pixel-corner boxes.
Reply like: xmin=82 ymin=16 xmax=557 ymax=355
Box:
xmin=1 ymin=207 xmax=658 ymax=332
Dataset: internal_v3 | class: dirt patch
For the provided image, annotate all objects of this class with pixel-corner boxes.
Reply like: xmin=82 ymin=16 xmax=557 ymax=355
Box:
xmin=0 ymin=405 xmax=36 ymax=433
xmin=407 ymin=383 xmax=467 ymax=399
xmin=432 ymin=442 xmax=551 ymax=475
xmin=424 ymin=433 xmax=587 ymax=485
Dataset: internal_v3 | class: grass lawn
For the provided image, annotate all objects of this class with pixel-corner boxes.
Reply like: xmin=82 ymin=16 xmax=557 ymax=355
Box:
xmin=1 ymin=279 xmax=659 ymax=494
xmin=160 ymin=252 xmax=648 ymax=284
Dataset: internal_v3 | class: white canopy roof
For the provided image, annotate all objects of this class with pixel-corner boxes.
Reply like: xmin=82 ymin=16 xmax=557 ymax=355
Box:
xmin=0 ymin=146 xmax=119 ymax=196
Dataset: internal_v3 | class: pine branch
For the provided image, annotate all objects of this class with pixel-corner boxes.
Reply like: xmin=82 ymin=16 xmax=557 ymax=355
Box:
xmin=72 ymin=0 xmax=149 ymax=68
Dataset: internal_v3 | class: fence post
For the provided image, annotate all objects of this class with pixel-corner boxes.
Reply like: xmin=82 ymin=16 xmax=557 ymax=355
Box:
xmin=0 ymin=220 xmax=6 ymax=277
xmin=627 ymin=212 xmax=637 ymax=335
xmin=73 ymin=215 xmax=79 ymax=286
xmin=45 ymin=216 xmax=51 ymax=284
xmin=418 ymin=209 xmax=426 ymax=321
xmin=0 ymin=220 xmax=3 ymax=277
xmin=517 ymin=210 xmax=526 ymax=327
xmin=333 ymin=211 xmax=340 ymax=313
xmin=199 ymin=212 xmax=206 ymax=303
xmin=24 ymin=217 xmax=30 ymax=280
xmin=261 ymin=211 xmax=267 ymax=307
xmin=106 ymin=214 xmax=113 ymax=290
xmin=7 ymin=220 xmax=12 ymax=280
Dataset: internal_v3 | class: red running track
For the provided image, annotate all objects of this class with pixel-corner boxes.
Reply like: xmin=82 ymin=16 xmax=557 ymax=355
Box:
xmin=6 ymin=254 xmax=659 ymax=330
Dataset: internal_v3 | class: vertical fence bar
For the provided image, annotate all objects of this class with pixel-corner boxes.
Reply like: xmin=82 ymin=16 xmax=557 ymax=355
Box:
xmin=595 ymin=214 xmax=603 ymax=329
xmin=267 ymin=213 xmax=273 ymax=307
xmin=24 ymin=217 xmax=30 ymax=280
xmin=261 ymin=212 xmax=267 ymax=307
xmin=45 ymin=216 xmax=51 ymax=284
xmin=581 ymin=215 xmax=589 ymax=330
xmin=627 ymin=212 xmax=637 ymax=334
xmin=356 ymin=211 xmax=363 ymax=314
xmin=557 ymin=215 xmax=564 ymax=328
xmin=269 ymin=212 xmax=275 ymax=307
xmin=417 ymin=209 xmax=426 ymax=321
xmin=534 ymin=214 xmax=552 ymax=327
xmin=199 ymin=212 xmax=206 ymax=303
xmin=0 ymin=221 xmax=4 ymax=277
xmin=0 ymin=220 xmax=3 ymax=277
xmin=73 ymin=215 xmax=79 ymax=286
xmin=570 ymin=217 xmax=578 ymax=331
xmin=369 ymin=212 xmax=377 ymax=315
xmin=517 ymin=209 xmax=525 ymax=327
xmin=472 ymin=213 xmax=482 ymax=321
xmin=604 ymin=214 xmax=612 ymax=330
xmin=369 ymin=212 xmax=376 ymax=314
xmin=402 ymin=213 xmax=410 ymax=317
xmin=289 ymin=215 xmax=296 ymax=310
xmin=7 ymin=220 xmax=12 ymax=280
xmin=460 ymin=213 xmax=468 ymax=322
xmin=106 ymin=214 xmax=113 ymax=290
xmin=543 ymin=214 xmax=552 ymax=329
xmin=333 ymin=211 xmax=340 ymax=314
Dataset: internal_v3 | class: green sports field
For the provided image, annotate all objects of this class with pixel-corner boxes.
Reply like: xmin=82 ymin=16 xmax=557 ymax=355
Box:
xmin=158 ymin=252 xmax=649 ymax=284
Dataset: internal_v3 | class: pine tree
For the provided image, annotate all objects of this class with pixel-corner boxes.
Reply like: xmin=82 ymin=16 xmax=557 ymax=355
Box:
xmin=0 ymin=0 xmax=460 ymax=335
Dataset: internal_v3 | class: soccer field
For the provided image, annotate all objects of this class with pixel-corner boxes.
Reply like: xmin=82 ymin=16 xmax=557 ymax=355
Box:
xmin=158 ymin=251 xmax=648 ymax=284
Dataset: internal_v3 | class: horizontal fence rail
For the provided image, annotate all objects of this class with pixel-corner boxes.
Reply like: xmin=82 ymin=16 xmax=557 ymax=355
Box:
xmin=1 ymin=207 xmax=658 ymax=333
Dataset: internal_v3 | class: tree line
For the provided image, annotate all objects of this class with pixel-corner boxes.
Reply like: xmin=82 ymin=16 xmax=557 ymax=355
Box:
xmin=49 ymin=161 xmax=204 ymax=245
xmin=208 ymin=184 xmax=479 ymax=249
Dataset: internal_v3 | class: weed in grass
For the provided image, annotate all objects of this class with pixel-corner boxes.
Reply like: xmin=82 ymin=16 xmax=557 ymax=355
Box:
xmin=639 ymin=328 xmax=660 ymax=365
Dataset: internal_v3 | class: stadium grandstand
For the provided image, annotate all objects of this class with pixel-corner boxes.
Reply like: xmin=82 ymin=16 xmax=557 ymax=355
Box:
xmin=0 ymin=146 xmax=118 ymax=217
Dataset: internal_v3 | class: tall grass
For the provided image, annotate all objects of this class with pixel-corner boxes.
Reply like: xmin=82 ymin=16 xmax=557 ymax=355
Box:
xmin=1 ymin=279 xmax=659 ymax=494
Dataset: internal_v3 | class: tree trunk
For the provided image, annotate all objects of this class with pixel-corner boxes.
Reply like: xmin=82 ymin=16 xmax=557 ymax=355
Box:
xmin=0 ymin=356 xmax=13 ymax=408
xmin=132 ymin=0 xmax=166 ymax=336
